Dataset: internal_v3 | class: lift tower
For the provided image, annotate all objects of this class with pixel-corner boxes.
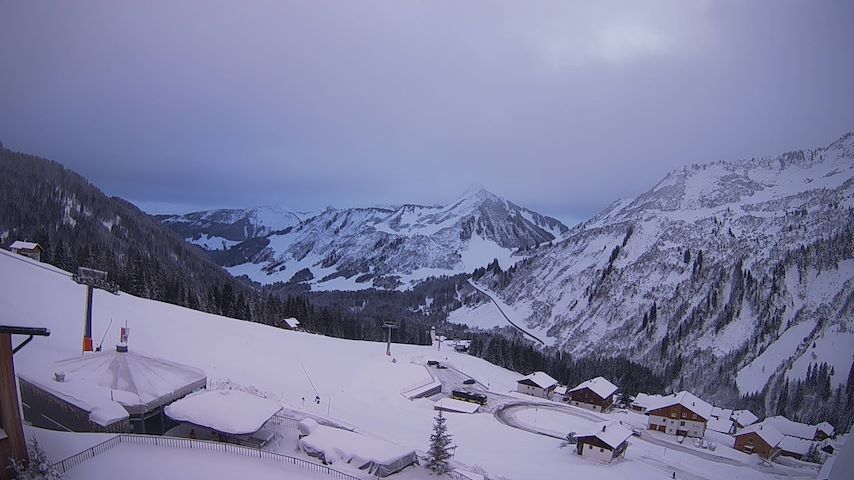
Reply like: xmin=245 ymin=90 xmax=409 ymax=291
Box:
xmin=383 ymin=321 xmax=399 ymax=356
xmin=73 ymin=266 xmax=119 ymax=353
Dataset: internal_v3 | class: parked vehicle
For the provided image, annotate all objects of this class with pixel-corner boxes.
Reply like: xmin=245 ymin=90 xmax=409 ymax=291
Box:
xmin=462 ymin=379 xmax=476 ymax=385
xmin=427 ymin=360 xmax=439 ymax=366
xmin=451 ymin=390 xmax=487 ymax=405
xmin=436 ymin=364 xmax=448 ymax=369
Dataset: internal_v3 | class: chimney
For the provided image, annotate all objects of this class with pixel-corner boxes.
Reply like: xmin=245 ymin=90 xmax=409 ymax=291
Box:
xmin=53 ymin=371 xmax=66 ymax=382
xmin=602 ymin=424 xmax=607 ymax=432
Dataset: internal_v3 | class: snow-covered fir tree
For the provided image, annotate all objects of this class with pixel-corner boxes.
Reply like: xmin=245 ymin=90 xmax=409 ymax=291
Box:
xmin=10 ymin=438 xmax=62 ymax=480
xmin=426 ymin=410 xmax=455 ymax=475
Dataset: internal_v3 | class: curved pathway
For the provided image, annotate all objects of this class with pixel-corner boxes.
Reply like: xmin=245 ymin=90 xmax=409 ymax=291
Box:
xmin=495 ymin=400 xmax=744 ymax=467
xmin=467 ymin=280 xmax=545 ymax=345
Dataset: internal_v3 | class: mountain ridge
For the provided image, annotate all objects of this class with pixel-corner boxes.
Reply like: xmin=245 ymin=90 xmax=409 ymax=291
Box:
xmin=463 ymin=132 xmax=853 ymax=414
xmin=159 ymin=187 xmax=569 ymax=291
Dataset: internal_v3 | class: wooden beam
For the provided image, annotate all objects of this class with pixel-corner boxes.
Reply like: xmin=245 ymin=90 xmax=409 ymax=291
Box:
xmin=0 ymin=332 xmax=28 ymax=475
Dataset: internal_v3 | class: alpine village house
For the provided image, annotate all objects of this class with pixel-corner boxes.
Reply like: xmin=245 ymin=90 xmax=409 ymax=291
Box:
xmin=645 ymin=391 xmax=713 ymax=438
xmin=567 ymin=376 xmax=618 ymax=412
xmin=575 ymin=421 xmax=633 ymax=463
xmin=515 ymin=371 xmax=558 ymax=399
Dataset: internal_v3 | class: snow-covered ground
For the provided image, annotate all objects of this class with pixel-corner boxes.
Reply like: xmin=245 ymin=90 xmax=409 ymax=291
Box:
xmin=63 ymin=443 xmax=339 ymax=480
xmin=1 ymin=249 xmax=820 ymax=480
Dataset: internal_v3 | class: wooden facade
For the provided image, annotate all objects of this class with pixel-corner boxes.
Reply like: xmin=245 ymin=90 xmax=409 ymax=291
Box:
xmin=734 ymin=431 xmax=777 ymax=459
xmin=568 ymin=387 xmax=613 ymax=412
xmin=647 ymin=404 xmax=707 ymax=438
xmin=9 ymin=243 xmax=43 ymax=263
xmin=516 ymin=378 xmax=555 ymax=399
xmin=575 ymin=435 xmax=628 ymax=463
xmin=0 ymin=333 xmax=26 ymax=480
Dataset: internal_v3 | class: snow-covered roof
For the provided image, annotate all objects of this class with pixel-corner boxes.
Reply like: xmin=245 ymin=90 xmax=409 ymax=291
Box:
xmin=645 ymin=391 xmax=713 ymax=420
xmin=282 ymin=317 xmax=300 ymax=328
xmin=736 ymin=423 xmax=785 ymax=448
xmin=732 ymin=409 xmax=759 ymax=427
xmin=554 ymin=386 xmax=568 ymax=396
xmin=631 ymin=393 xmax=664 ymax=410
xmin=518 ymin=371 xmax=558 ymax=390
xmin=434 ymin=397 xmax=479 ymax=414
xmin=299 ymin=423 xmax=417 ymax=470
xmin=9 ymin=240 xmax=41 ymax=250
xmin=49 ymin=347 xmax=207 ymax=414
xmin=577 ymin=421 xmax=632 ymax=449
xmin=711 ymin=406 xmax=733 ymax=420
xmin=569 ymin=376 xmax=618 ymax=399
xmin=764 ymin=416 xmax=817 ymax=440
xmin=778 ymin=435 xmax=813 ymax=455
xmin=17 ymin=372 xmax=130 ymax=427
xmin=707 ymin=417 xmax=735 ymax=434
xmin=816 ymin=421 xmax=835 ymax=436
xmin=164 ymin=389 xmax=282 ymax=435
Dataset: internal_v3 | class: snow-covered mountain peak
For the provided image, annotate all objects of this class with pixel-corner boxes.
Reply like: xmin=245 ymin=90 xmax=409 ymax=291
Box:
xmin=472 ymin=133 xmax=853 ymax=406
xmin=161 ymin=188 xmax=569 ymax=290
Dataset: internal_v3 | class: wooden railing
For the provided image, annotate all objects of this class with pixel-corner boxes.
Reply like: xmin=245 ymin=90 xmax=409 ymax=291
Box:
xmin=52 ymin=433 xmax=362 ymax=480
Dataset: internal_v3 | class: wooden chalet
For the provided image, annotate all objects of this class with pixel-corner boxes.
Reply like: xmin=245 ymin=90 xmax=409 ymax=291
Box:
xmin=516 ymin=371 xmax=558 ymax=398
xmin=8 ymin=241 xmax=43 ymax=263
xmin=575 ymin=421 xmax=632 ymax=463
xmin=734 ymin=423 xmax=784 ymax=459
xmin=764 ymin=415 xmax=832 ymax=441
xmin=731 ymin=409 xmax=759 ymax=429
xmin=567 ymin=376 xmax=618 ymax=412
xmin=645 ymin=391 xmax=713 ymax=438
xmin=815 ymin=422 xmax=835 ymax=440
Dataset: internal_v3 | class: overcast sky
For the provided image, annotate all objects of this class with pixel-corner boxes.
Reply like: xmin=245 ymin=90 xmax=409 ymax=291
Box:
xmin=1 ymin=1 xmax=852 ymax=226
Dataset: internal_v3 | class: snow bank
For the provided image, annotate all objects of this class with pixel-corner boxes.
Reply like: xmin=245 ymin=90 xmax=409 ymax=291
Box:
xmin=298 ymin=424 xmax=417 ymax=477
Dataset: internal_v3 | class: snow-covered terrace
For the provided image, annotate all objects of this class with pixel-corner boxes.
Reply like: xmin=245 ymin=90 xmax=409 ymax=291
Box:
xmin=164 ymin=389 xmax=283 ymax=435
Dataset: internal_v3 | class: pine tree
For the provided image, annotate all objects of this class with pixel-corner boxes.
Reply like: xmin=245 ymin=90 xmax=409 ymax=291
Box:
xmin=426 ymin=410 xmax=455 ymax=474
xmin=10 ymin=438 xmax=62 ymax=480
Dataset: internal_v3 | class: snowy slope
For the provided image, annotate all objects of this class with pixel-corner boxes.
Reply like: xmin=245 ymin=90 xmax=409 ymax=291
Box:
xmin=160 ymin=205 xmax=313 ymax=248
xmin=3 ymin=248 xmax=813 ymax=480
xmin=162 ymin=188 xmax=567 ymax=290
xmin=473 ymin=133 xmax=854 ymax=403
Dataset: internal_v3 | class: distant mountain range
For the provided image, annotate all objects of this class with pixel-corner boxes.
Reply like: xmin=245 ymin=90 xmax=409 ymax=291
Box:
xmin=158 ymin=187 xmax=568 ymax=290
xmin=464 ymin=132 xmax=853 ymax=412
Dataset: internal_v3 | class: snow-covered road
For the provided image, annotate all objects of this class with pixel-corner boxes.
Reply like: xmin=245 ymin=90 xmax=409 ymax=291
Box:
xmin=467 ymin=279 xmax=545 ymax=345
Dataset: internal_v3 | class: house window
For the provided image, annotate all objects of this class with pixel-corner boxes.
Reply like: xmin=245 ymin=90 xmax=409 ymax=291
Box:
xmin=692 ymin=414 xmax=697 ymax=419
xmin=680 ymin=421 xmax=686 ymax=426
xmin=600 ymin=448 xmax=605 ymax=453
xmin=588 ymin=444 xmax=593 ymax=449
xmin=671 ymin=413 xmax=677 ymax=418
xmin=682 ymin=412 xmax=687 ymax=418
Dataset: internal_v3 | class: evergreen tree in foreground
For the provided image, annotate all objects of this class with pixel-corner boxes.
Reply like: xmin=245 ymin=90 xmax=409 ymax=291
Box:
xmin=426 ymin=410 xmax=455 ymax=475
xmin=10 ymin=438 xmax=62 ymax=480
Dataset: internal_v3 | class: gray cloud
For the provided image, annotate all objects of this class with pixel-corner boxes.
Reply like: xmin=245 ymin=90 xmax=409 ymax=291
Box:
xmin=1 ymin=1 xmax=852 ymax=225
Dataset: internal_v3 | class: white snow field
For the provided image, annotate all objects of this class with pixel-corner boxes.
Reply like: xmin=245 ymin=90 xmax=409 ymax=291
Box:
xmin=63 ymin=443 xmax=341 ymax=480
xmin=1 ymin=249 xmax=818 ymax=480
